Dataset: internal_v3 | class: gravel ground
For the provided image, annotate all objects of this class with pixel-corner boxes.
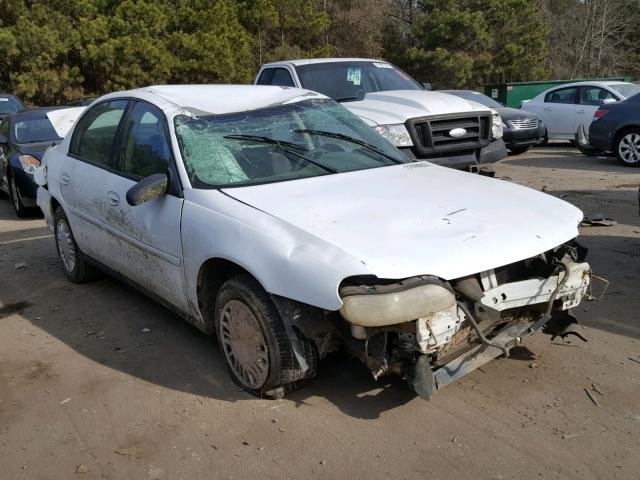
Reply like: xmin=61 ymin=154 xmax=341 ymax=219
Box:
xmin=1 ymin=145 xmax=639 ymax=480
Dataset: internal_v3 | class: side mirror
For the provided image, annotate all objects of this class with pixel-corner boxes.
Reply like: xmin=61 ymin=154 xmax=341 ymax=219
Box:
xmin=601 ymin=97 xmax=617 ymax=105
xmin=126 ymin=173 xmax=168 ymax=206
xmin=421 ymin=82 xmax=432 ymax=91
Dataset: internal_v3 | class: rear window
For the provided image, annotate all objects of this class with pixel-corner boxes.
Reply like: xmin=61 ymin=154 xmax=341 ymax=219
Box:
xmin=609 ymin=83 xmax=640 ymax=99
xmin=0 ymin=97 xmax=22 ymax=114
xmin=14 ymin=117 xmax=61 ymax=144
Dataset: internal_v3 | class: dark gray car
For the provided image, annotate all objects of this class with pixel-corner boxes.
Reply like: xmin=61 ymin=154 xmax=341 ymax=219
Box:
xmin=441 ymin=90 xmax=545 ymax=155
xmin=589 ymin=93 xmax=640 ymax=166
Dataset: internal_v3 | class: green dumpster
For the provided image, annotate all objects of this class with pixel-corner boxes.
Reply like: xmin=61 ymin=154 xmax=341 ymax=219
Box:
xmin=484 ymin=77 xmax=633 ymax=108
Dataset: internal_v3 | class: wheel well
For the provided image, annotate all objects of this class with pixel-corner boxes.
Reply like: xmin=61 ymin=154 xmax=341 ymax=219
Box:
xmin=51 ymin=196 xmax=61 ymax=216
xmin=613 ymin=125 xmax=640 ymax=150
xmin=197 ymin=258 xmax=249 ymax=325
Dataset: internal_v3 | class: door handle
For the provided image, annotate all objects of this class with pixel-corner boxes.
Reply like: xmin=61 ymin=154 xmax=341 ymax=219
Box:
xmin=543 ymin=107 xmax=552 ymax=111
xmin=60 ymin=174 xmax=70 ymax=185
xmin=106 ymin=191 xmax=120 ymax=206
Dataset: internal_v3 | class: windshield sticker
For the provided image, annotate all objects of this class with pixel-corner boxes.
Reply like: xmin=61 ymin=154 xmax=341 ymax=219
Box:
xmin=347 ymin=68 xmax=361 ymax=86
xmin=373 ymin=62 xmax=393 ymax=69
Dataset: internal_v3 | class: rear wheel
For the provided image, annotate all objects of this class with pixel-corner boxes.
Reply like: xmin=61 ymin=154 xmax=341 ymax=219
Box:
xmin=8 ymin=172 xmax=28 ymax=217
xmin=214 ymin=275 xmax=318 ymax=397
xmin=53 ymin=207 xmax=101 ymax=283
xmin=615 ymin=129 xmax=640 ymax=166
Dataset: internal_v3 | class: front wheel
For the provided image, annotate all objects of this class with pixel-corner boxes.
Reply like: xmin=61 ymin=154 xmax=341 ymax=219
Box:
xmin=53 ymin=207 xmax=101 ymax=283
xmin=9 ymin=173 xmax=28 ymax=217
xmin=508 ymin=146 xmax=531 ymax=155
xmin=615 ymin=129 xmax=640 ymax=167
xmin=214 ymin=275 xmax=318 ymax=397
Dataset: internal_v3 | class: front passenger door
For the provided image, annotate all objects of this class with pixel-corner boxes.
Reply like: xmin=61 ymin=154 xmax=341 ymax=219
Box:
xmin=541 ymin=87 xmax=578 ymax=139
xmin=105 ymin=101 xmax=188 ymax=312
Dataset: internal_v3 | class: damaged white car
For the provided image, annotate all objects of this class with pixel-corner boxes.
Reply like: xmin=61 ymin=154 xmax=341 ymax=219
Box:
xmin=36 ymin=85 xmax=592 ymax=399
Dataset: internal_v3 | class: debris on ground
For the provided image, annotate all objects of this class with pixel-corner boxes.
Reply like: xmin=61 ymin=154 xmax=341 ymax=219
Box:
xmin=75 ymin=464 xmax=88 ymax=474
xmin=13 ymin=261 xmax=27 ymax=270
xmin=628 ymin=357 xmax=640 ymax=365
xmin=592 ymin=383 xmax=604 ymax=396
xmin=561 ymin=433 xmax=578 ymax=440
xmin=114 ymin=447 xmax=142 ymax=458
xmin=580 ymin=215 xmax=617 ymax=227
xmin=142 ymin=328 xmax=151 ymax=333
xmin=585 ymin=389 xmax=599 ymax=406
xmin=59 ymin=398 xmax=71 ymax=405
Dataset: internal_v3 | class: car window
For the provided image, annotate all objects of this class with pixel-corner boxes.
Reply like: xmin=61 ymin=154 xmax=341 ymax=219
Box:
xmin=118 ymin=102 xmax=171 ymax=178
xmin=70 ymin=100 xmax=128 ymax=167
xmin=0 ymin=119 xmax=9 ymax=138
xmin=0 ymin=97 xmax=22 ymax=114
xmin=174 ymin=98 xmax=408 ymax=189
xmin=14 ymin=116 xmax=62 ymax=144
xmin=580 ymin=87 xmax=616 ymax=106
xmin=295 ymin=61 xmax=422 ymax=102
xmin=609 ymin=83 xmax=640 ymax=98
xmin=256 ymin=68 xmax=275 ymax=85
xmin=544 ymin=87 xmax=577 ymax=104
xmin=270 ymin=68 xmax=295 ymax=87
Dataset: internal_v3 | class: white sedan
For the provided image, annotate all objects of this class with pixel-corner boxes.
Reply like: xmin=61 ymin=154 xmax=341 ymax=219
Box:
xmin=521 ymin=81 xmax=640 ymax=140
xmin=37 ymin=85 xmax=592 ymax=399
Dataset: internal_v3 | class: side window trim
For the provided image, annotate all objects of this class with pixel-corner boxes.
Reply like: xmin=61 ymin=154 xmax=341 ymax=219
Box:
xmin=257 ymin=68 xmax=275 ymax=85
xmin=68 ymin=99 xmax=131 ymax=172
xmin=544 ymin=87 xmax=578 ymax=105
xmin=113 ymin=99 xmax=183 ymax=198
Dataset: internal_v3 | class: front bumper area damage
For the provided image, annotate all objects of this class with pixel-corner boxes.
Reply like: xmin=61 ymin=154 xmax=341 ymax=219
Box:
xmin=338 ymin=242 xmax=591 ymax=399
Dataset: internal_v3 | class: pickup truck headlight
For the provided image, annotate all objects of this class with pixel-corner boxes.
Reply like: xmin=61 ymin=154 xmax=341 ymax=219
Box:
xmin=373 ymin=124 xmax=413 ymax=147
xmin=490 ymin=109 xmax=503 ymax=139
xmin=18 ymin=155 xmax=40 ymax=174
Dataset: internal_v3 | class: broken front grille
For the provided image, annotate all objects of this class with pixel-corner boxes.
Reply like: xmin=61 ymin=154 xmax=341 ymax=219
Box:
xmin=406 ymin=113 xmax=492 ymax=157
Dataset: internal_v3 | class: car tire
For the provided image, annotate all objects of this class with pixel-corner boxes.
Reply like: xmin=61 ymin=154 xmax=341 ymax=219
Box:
xmin=8 ymin=171 xmax=29 ymax=217
xmin=214 ymin=274 xmax=318 ymax=397
xmin=508 ymin=146 xmax=531 ymax=155
xmin=53 ymin=207 xmax=101 ymax=283
xmin=614 ymin=128 xmax=640 ymax=167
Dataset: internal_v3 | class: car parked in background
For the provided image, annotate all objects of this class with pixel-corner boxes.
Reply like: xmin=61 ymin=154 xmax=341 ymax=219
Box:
xmin=586 ymin=93 xmax=640 ymax=166
xmin=441 ymin=90 xmax=545 ymax=155
xmin=37 ymin=85 xmax=591 ymax=400
xmin=0 ymin=94 xmax=25 ymax=121
xmin=255 ymin=58 xmax=507 ymax=171
xmin=0 ymin=107 xmax=83 ymax=216
xmin=521 ymin=81 xmax=640 ymax=141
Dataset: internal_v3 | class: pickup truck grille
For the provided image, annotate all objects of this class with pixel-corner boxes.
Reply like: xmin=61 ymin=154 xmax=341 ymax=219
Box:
xmin=406 ymin=113 xmax=492 ymax=157
xmin=508 ymin=118 xmax=538 ymax=130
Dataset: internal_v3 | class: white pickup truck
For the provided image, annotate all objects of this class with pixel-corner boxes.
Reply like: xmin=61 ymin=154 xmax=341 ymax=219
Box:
xmin=255 ymin=58 xmax=507 ymax=170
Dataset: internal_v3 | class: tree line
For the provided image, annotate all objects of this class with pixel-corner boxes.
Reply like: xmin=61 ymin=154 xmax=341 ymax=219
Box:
xmin=0 ymin=0 xmax=637 ymax=105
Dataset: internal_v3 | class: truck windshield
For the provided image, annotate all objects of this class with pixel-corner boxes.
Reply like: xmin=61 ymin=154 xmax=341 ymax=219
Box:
xmin=294 ymin=61 xmax=423 ymax=102
xmin=174 ymin=98 xmax=408 ymax=189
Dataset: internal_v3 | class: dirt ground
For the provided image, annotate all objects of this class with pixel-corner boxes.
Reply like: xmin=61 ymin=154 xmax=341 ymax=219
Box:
xmin=1 ymin=145 xmax=639 ymax=480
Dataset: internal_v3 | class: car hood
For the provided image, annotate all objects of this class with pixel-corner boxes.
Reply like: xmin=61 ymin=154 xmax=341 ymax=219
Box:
xmin=222 ymin=163 xmax=583 ymax=281
xmin=497 ymin=107 xmax=539 ymax=122
xmin=342 ymin=90 xmax=491 ymax=126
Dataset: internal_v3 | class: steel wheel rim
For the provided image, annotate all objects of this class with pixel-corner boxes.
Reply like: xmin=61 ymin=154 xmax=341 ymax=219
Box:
xmin=619 ymin=133 xmax=640 ymax=164
xmin=56 ymin=218 xmax=76 ymax=273
xmin=219 ymin=299 xmax=269 ymax=389
xmin=10 ymin=177 xmax=20 ymax=211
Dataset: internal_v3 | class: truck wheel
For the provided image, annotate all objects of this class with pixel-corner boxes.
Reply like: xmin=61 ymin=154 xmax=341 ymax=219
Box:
xmin=53 ymin=207 xmax=101 ymax=283
xmin=214 ymin=274 xmax=318 ymax=397
xmin=615 ymin=129 xmax=640 ymax=167
xmin=8 ymin=172 xmax=28 ymax=217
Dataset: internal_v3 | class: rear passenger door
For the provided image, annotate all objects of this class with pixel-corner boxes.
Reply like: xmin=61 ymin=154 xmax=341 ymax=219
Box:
xmin=575 ymin=86 xmax=617 ymax=133
xmin=540 ymin=87 xmax=578 ymax=139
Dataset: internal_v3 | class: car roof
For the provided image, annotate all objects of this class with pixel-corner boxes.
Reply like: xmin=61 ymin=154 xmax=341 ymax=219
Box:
xmin=543 ymin=81 xmax=630 ymax=92
xmin=262 ymin=58 xmax=387 ymax=67
xmin=10 ymin=106 xmax=73 ymax=120
xmin=99 ymin=85 xmax=327 ymax=115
